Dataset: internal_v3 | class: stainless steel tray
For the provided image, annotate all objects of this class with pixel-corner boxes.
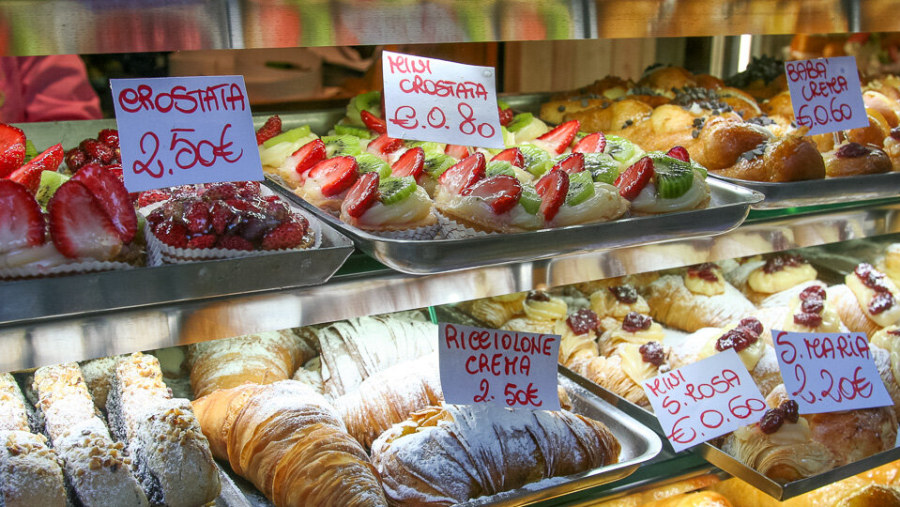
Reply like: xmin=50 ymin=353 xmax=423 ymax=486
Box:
xmin=710 ymin=172 xmax=900 ymax=210
xmin=272 ymin=177 xmax=762 ymax=275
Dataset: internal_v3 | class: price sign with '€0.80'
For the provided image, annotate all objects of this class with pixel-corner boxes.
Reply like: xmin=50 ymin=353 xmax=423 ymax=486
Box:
xmin=439 ymin=323 xmax=561 ymax=411
xmin=110 ymin=76 xmax=262 ymax=192
xmin=382 ymin=51 xmax=504 ymax=149
xmin=642 ymin=348 xmax=767 ymax=452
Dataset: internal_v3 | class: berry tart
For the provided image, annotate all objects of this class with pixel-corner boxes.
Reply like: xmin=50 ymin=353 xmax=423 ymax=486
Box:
xmin=339 ymin=172 xmax=439 ymax=239
xmin=144 ymin=181 xmax=317 ymax=263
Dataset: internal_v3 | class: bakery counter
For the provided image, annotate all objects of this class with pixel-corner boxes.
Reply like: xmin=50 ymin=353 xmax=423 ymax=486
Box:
xmin=2 ymin=200 xmax=899 ymax=372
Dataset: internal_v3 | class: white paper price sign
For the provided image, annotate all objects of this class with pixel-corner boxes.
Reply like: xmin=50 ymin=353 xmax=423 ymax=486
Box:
xmin=772 ymin=330 xmax=893 ymax=414
xmin=785 ymin=56 xmax=867 ymax=136
xmin=382 ymin=51 xmax=504 ymax=149
xmin=439 ymin=323 xmax=560 ymax=411
xmin=110 ymin=76 xmax=262 ymax=192
xmin=642 ymin=348 xmax=767 ymax=452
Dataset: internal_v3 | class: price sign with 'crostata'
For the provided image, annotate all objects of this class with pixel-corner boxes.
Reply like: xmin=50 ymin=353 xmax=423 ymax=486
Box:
xmin=642 ymin=348 xmax=767 ymax=452
xmin=439 ymin=323 xmax=560 ymax=411
xmin=772 ymin=330 xmax=893 ymax=414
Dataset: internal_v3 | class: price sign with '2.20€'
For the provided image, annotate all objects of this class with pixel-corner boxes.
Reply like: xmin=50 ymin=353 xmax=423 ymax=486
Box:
xmin=382 ymin=51 xmax=504 ymax=149
xmin=439 ymin=323 xmax=560 ymax=411
xmin=772 ymin=330 xmax=893 ymax=414
xmin=110 ymin=76 xmax=262 ymax=192
xmin=642 ymin=348 xmax=767 ymax=452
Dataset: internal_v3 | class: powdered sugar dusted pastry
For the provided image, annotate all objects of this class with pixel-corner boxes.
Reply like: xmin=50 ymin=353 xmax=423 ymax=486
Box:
xmin=0 ymin=374 xmax=29 ymax=432
xmin=597 ymin=313 xmax=664 ymax=356
xmin=643 ymin=264 xmax=757 ymax=332
xmin=457 ymin=292 xmax=526 ymax=328
xmin=869 ymin=340 xmax=900 ymax=420
xmin=0 ymin=430 xmax=67 ymax=507
xmin=571 ymin=341 xmax=670 ymax=407
xmin=780 ymin=284 xmax=843 ymax=334
xmin=830 ymin=263 xmax=900 ymax=336
xmin=590 ymin=284 xmax=650 ymax=321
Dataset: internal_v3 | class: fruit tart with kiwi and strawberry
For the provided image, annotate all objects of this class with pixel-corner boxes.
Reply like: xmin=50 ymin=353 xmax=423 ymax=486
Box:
xmin=339 ymin=171 xmax=439 ymax=239
xmin=0 ymin=164 xmax=144 ymax=276
xmin=614 ymin=147 xmax=711 ymax=215
xmin=144 ymin=181 xmax=316 ymax=263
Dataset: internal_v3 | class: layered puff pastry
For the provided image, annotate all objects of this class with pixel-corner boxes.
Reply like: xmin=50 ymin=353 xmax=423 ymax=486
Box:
xmin=642 ymin=264 xmax=757 ymax=333
xmin=570 ymin=340 xmax=670 ymax=408
xmin=829 ymin=263 xmax=900 ymax=336
xmin=370 ymin=404 xmax=620 ymax=506
xmin=721 ymin=253 xmax=819 ymax=305
xmin=455 ymin=292 xmax=526 ymax=328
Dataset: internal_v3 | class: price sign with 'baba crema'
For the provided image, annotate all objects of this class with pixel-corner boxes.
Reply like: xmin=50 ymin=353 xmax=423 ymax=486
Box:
xmin=110 ymin=76 xmax=262 ymax=192
xmin=772 ymin=330 xmax=893 ymax=414
xmin=439 ymin=323 xmax=560 ymax=411
xmin=382 ymin=51 xmax=504 ymax=149
xmin=642 ymin=348 xmax=767 ymax=452
xmin=785 ymin=56 xmax=867 ymax=136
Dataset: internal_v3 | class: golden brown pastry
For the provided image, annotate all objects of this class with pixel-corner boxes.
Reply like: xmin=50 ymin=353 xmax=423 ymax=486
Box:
xmin=558 ymin=309 xmax=602 ymax=366
xmin=864 ymin=90 xmax=900 ymax=128
xmin=870 ymin=325 xmax=900 ymax=418
xmin=502 ymin=290 xmax=569 ymax=334
xmin=878 ymin=243 xmax=900 ymax=285
xmin=371 ymin=404 xmax=620 ymax=506
xmin=829 ymin=263 xmax=900 ymax=336
xmin=562 ymin=98 xmax=653 ymax=133
xmin=590 ymin=284 xmax=651 ymax=321
xmin=597 ymin=314 xmax=665 ymax=356
xmin=192 ymin=380 xmax=388 ymax=507
xmin=571 ymin=340 xmax=669 ymax=407
xmin=541 ymin=96 xmax=612 ymax=125
xmin=590 ymin=473 xmax=721 ymax=507
xmin=455 ymin=292 xmax=526 ymax=328
xmin=642 ymin=492 xmax=733 ymax=507
xmin=708 ymin=128 xmax=826 ymax=182
xmin=642 ymin=265 xmax=757 ymax=333
xmin=723 ymin=253 xmax=818 ymax=305
xmin=780 ymin=283 xmax=844 ymax=334
xmin=637 ymin=65 xmax=698 ymax=91
xmin=823 ymin=142 xmax=892 ymax=178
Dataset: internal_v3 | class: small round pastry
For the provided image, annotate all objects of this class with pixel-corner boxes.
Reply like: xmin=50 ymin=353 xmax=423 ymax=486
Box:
xmin=637 ymin=64 xmax=697 ymax=92
xmin=625 ymin=154 xmax=711 ymax=215
xmin=296 ymin=155 xmax=360 ymax=214
xmin=597 ymin=312 xmax=664 ymax=356
xmin=540 ymin=97 xmax=611 ymax=125
xmin=863 ymin=90 xmax=900 ymax=128
xmin=760 ymin=90 xmax=795 ymax=119
xmin=710 ymin=132 xmax=826 ymax=182
xmin=823 ymin=142 xmax=892 ymax=178
xmin=780 ymin=284 xmax=843 ymax=333
xmin=884 ymin=127 xmax=900 ymax=171
xmin=589 ymin=284 xmax=650 ymax=321
xmin=563 ymin=98 xmax=653 ymax=134
xmin=340 ymin=173 xmax=439 ymax=238
xmin=829 ymin=263 xmax=900 ymax=335
xmin=538 ymin=169 xmax=629 ymax=228
xmin=571 ymin=340 xmax=670 ymax=408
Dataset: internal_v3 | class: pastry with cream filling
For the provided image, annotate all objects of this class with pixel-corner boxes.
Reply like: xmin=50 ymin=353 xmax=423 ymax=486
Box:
xmin=340 ymin=172 xmax=439 ymax=239
xmin=829 ymin=263 xmax=900 ymax=336
xmin=456 ymin=292 xmax=526 ymax=328
xmin=724 ymin=253 xmax=819 ymax=305
xmin=571 ymin=340 xmax=670 ymax=407
xmin=597 ymin=313 xmax=665 ymax=356
xmin=779 ymin=284 xmax=843 ymax=334
xmin=590 ymin=284 xmax=650 ymax=321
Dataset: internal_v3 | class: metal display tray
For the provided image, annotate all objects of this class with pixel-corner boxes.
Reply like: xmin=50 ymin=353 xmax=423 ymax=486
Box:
xmin=272 ymin=177 xmax=762 ymax=275
xmin=710 ymin=172 xmax=900 ymax=210
xmin=214 ymin=371 xmax=662 ymax=507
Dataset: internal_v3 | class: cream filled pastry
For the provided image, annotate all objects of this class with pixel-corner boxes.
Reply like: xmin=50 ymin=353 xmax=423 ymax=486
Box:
xmin=879 ymin=243 xmax=900 ymax=286
xmin=558 ymin=309 xmax=601 ymax=366
xmin=456 ymin=292 xmax=526 ymax=328
xmin=589 ymin=284 xmax=650 ymax=320
xmin=747 ymin=254 xmax=817 ymax=295
xmin=843 ymin=263 xmax=900 ymax=328
xmin=644 ymin=266 xmax=756 ymax=332
xmin=571 ymin=340 xmax=669 ymax=408
xmin=502 ymin=290 xmax=569 ymax=335
xmin=781 ymin=284 xmax=842 ymax=333
xmin=597 ymin=313 xmax=664 ymax=356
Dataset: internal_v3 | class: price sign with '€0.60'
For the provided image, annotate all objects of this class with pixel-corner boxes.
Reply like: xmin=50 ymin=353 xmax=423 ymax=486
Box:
xmin=642 ymin=348 xmax=767 ymax=452
xmin=785 ymin=56 xmax=868 ymax=136
xmin=110 ymin=76 xmax=262 ymax=193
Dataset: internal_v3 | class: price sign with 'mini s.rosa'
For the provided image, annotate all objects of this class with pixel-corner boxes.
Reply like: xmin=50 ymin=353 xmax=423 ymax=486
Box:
xmin=110 ymin=76 xmax=262 ymax=193
xmin=439 ymin=323 xmax=561 ymax=411
xmin=642 ymin=348 xmax=767 ymax=452
xmin=785 ymin=56 xmax=867 ymax=136
xmin=382 ymin=51 xmax=504 ymax=149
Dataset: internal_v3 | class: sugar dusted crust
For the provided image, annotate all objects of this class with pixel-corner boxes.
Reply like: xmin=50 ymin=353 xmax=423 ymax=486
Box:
xmin=643 ymin=274 xmax=756 ymax=332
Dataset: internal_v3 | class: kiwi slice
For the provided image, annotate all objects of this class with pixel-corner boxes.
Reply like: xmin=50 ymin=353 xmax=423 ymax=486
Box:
xmin=509 ymin=114 xmax=549 ymax=141
xmin=355 ymin=153 xmax=391 ymax=179
xmin=335 ymin=124 xmax=373 ymax=139
xmin=486 ymin=160 xmax=516 ymax=178
xmin=408 ymin=141 xmax=446 ymax=155
xmin=24 ymin=140 xmax=37 ymax=162
xmin=423 ymin=153 xmax=456 ymax=178
xmin=323 ymin=134 xmax=363 ymax=157
xmin=518 ymin=144 xmax=553 ymax=177
xmin=346 ymin=91 xmax=382 ymax=126
xmin=35 ymin=171 xmax=70 ymax=208
xmin=519 ymin=185 xmax=541 ymax=215
xmin=507 ymin=113 xmax=533 ymax=133
xmin=565 ymin=170 xmax=595 ymax=206
xmin=262 ymin=125 xmax=312 ymax=148
xmin=498 ymin=99 xmax=511 ymax=110
xmin=605 ymin=135 xmax=639 ymax=163
xmin=648 ymin=153 xmax=695 ymax=199
xmin=379 ymin=176 xmax=417 ymax=205
xmin=583 ymin=153 xmax=620 ymax=184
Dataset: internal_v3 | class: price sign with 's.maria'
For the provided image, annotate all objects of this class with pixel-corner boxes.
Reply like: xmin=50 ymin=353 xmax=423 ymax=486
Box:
xmin=439 ymin=323 xmax=561 ymax=411
xmin=785 ymin=56 xmax=868 ymax=136
xmin=772 ymin=330 xmax=893 ymax=414
xmin=382 ymin=51 xmax=504 ymax=149
xmin=110 ymin=76 xmax=262 ymax=192
xmin=642 ymin=348 xmax=767 ymax=453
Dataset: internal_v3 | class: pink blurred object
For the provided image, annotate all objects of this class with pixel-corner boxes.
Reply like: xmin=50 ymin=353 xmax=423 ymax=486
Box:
xmin=0 ymin=55 xmax=102 ymax=123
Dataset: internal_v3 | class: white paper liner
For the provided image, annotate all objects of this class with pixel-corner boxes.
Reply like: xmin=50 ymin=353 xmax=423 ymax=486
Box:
xmin=0 ymin=258 xmax=134 ymax=280
xmin=436 ymin=211 xmax=496 ymax=239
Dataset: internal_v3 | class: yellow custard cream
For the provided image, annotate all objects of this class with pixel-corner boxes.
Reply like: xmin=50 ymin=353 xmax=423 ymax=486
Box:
xmin=619 ymin=343 xmax=660 ymax=385
xmin=684 ymin=265 xmax=726 ymax=296
xmin=522 ymin=295 xmax=568 ymax=321
xmin=355 ymin=187 xmax=434 ymax=228
xmin=748 ymin=263 xmax=817 ymax=294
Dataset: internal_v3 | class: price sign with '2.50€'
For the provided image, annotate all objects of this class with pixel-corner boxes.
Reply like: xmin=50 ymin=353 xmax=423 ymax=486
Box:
xmin=382 ymin=51 xmax=504 ymax=149
xmin=642 ymin=348 xmax=767 ymax=452
xmin=110 ymin=76 xmax=262 ymax=192
xmin=439 ymin=323 xmax=560 ymax=411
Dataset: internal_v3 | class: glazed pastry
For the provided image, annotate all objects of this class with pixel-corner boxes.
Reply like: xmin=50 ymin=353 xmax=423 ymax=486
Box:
xmin=295 ymin=155 xmax=361 ymax=214
xmin=191 ymin=381 xmax=388 ymax=507
xmin=707 ymin=128 xmax=825 ymax=182
xmin=590 ymin=284 xmax=651 ymax=320
xmin=829 ymin=263 xmax=900 ymax=336
xmin=561 ymin=98 xmax=653 ymax=134
xmin=370 ymin=404 xmax=620 ymax=506
xmin=32 ymin=363 xmax=149 ymax=507
xmin=571 ymin=341 xmax=670 ymax=407
xmin=590 ymin=473 xmax=721 ymax=507
xmin=780 ymin=284 xmax=843 ymax=334
xmin=724 ymin=253 xmax=818 ymax=304
xmin=823 ymin=142 xmax=892 ymax=178
xmin=643 ymin=265 xmax=757 ymax=332
xmin=106 ymin=353 xmax=220 ymax=507
xmin=456 ymin=292 xmax=526 ymax=328
xmin=621 ymin=153 xmax=711 ymax=215
xmin=597 ymin=313 xmax=665 ymax=356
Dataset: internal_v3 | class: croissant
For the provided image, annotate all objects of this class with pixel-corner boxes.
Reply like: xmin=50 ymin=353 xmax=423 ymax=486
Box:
xmin=371 ymin=404 xmax=620 ymax=506
xmin=191 ymin=380 xmax=387 ymax=507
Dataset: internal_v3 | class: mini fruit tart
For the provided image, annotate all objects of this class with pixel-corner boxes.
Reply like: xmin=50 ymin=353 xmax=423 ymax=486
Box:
xmin=340 ymin=172 xmax=439 ymax=239
xmin=534 ymin=163 xmax=628 ymax=228
xmin=294 ymin=155 xmax=361 ymax=214
xmin=616 ymin=148 xmax=711 ymax=214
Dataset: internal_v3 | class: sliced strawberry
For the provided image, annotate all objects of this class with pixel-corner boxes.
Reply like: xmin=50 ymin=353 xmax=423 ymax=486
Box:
xmin=498 ymin=106 xmax=514 ymax=127
xmin=535 ymin=120 xmax=580 ymax=154
xmin=439 ymin=152 xmax=486 ymax=195
xmin=360 ymin=110 xmax=387 ymax=135
xmin=255 ymin=115 xmax=282 ymax=145
xmin=71 ymin=163 xmax=138 ymax=242
xmin=467 ymin=175 xmax=522 ymax=214
xmin=572 ymin=132 xmax=606 ymax=154
xmin=48 ymin=180 xmax=122 ymax=259
xmin=344 ymin=171 xmax=379 ymax=218
xmin=445 ymin=144 xmax=471 ymax=159
xmin=367 ymin=134 xmax=404 ymax=160
xmin=0 ymin=124 xmax=26 ymax=178
xmin=615 ymin=156 xmax=654 ymax=200
xmin=535 ymin=169 xmax=569 ymax=221
xmin=391 ymin=147 xmax=425 ymax=179
xmin=666 ymin=145 xmax=690 ymax=162
xmin=552 ymin=152 xmax=585 ymax=174
xmin=491 ymin=147 xmax=525 ymax=168
xmin=8 ymin=143 xmax=64 ymax=194
xmin=309 ymin=156 xmax=359 ymax=197
xmin=0 ymin=180 xmax=45 ymax=253
xmin=288 ymin=139 xmax=327 ymax=177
